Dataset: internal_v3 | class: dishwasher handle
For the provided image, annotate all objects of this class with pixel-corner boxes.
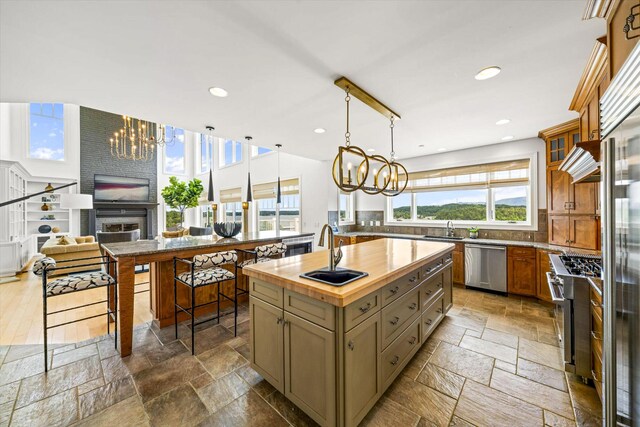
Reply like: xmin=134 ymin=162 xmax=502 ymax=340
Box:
xmin=465 ymin=244 xmax=506 ymax=250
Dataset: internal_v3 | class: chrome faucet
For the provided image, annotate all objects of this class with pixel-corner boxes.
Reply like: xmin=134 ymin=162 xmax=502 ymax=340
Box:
xmin=318 ymin=224 xmax=343 ymax=271
xmin=446 ymin=221 xmax=455 ymax=238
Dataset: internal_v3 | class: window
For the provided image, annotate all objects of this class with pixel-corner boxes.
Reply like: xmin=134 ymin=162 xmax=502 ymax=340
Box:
xmin=253 ymin=178 xmax=300 ymax=232
xmin=387 ymin=158 xmax=532 ymax=226
xmin=198 ymin=133 xmax=213 ymax=174
xmin=220 ymin=188 xmax=243 ymax=223
xmin=219 ymin=139 xmax=243 ymax=167
xmin=251 ymin=145 xmax=273 ymax=157
xmin=164 ymin=126 xmax=185 ymax=175
xmin=29 ymin=103 xmax=64 ymax=160
xmin=200 ymin=205 xmax=214 ymax=226
xmin=338 ymin=192 xmax=355 ymax=224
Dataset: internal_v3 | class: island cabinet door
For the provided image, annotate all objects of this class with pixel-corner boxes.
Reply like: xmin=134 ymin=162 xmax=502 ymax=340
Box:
xmin=442 ymin=266 xmax=453 ymax=312
xmin=344 ymin=312 xmax=382 ymax=427
xmin=250 ymin=297 xmax=284 ymax=393
xmin=284 ymin=312 xmax=336 ymax=427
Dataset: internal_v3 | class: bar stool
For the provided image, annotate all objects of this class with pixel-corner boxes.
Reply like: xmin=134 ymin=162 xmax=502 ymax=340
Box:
xmin=33 ymin=255 xmax=117 ymax=372
xmin=173 ymin=250 xmax=238 ymax=354
xmin=237 ymin=242 xmax=287 ymax=295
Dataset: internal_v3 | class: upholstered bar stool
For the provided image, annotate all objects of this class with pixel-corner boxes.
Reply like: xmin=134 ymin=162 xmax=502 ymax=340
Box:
xmin=33 ymin=255 xmax=118 ymax=371
xmin=236 ymin=242 xmax=287 ymax=295
xmin=173 ymin=250 xmax=238 ymax=354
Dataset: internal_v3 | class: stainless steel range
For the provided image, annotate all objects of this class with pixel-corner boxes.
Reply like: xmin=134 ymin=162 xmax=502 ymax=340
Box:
xmin=548 ymin=253 xmax=602 ymax=379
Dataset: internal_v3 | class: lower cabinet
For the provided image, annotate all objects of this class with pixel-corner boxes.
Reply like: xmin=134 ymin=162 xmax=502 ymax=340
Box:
xmin=536 ymin=249 xmax=560 ymax=303
xmin=284 ymin=312 xmax=336 ymax=426
xmin=250 ymin=296 xmax=284 ymax=393
xmin=452 ymin=244 xmax=465 ymax=285
xmin=344 ymin=313 xmax=381 ymax=426
xmin=507 ymin=247 xmax=536 ymax=297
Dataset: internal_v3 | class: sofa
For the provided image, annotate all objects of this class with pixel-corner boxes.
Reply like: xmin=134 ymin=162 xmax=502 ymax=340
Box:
xmin=40 ymin=236 xmax=103 ymax=275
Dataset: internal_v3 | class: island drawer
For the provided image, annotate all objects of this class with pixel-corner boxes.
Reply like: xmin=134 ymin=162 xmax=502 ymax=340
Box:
xmin=381 ymin=316 xmax=421 ymax=388
xmin=250 ymin=278 xmax=284 ymax=308
xmin=421 ymin=296 xmax=444 ymax=341
xmin=381 ymin=271 xmax=421 ymax=306
xmin=344 ymin=290 xmax=381 ymax=331
xmin=284 ymin=289 xmax=335 ymax=331
xmin=381 ymin=287 xmax=420 ymax=349
xmin=420 ymin=273 xmax=443 ymax=311
xmin=422 ymin=257 xmax=445 ymax=280
xmin=443 ymin=252 xmax=453 ymax=266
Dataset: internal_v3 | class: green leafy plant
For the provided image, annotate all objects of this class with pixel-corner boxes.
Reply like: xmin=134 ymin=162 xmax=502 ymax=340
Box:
xmin=468 ymin=227 xmax=479 ymax=233
xmin=161 ymin=176 xmax=204 ymax=229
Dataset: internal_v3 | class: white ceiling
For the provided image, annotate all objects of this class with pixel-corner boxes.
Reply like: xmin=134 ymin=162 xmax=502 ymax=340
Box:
xmin=0 ymin=1 xmax=603 ymax=161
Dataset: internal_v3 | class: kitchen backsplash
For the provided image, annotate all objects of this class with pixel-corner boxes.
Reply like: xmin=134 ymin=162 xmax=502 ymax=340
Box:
xmin=328 ymin=209 xmax=549 ymax=243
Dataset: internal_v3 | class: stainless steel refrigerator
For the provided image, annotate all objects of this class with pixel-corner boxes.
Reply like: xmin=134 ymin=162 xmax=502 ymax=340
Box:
xmin=600 ymin=42 xmax=640 ymax=427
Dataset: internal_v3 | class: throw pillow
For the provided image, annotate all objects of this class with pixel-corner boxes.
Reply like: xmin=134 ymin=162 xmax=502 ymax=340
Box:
xmin=58 ymin=236 xmax=71 ymax=245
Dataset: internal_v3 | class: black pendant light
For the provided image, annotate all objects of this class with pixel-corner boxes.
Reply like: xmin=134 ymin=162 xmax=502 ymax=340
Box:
xmin=276 ymin=144 xmax=282 ymax=204
xmin=245 ymin=136 xmax=253 ymax=202
xmin=206 ymin=126 xmax=215 ymax=202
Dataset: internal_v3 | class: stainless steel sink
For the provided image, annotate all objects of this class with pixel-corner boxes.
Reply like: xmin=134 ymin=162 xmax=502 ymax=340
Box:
xmin=423 ymin=235 xmax=464 ymax=240
xmin=300 ymin=267 xmax=368 ymax=286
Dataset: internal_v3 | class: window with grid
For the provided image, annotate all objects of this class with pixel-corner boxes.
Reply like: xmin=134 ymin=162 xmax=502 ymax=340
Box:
xmin=219 ymin=139 xmax=243 ymax=167
xmin=220 ymin=188 xmax=243 ymax=223
xmin=339 ymin=192 xmax=355 ymax=224
xmin=388 ymin=159 xmax=532 ymax=226
xmin=253 ymin=178 xmax=300 ymax=232
xmin=164 ymin=126 xmax=186 ymax=174
xmin=29 ymin=103 xmax=64 ymax=161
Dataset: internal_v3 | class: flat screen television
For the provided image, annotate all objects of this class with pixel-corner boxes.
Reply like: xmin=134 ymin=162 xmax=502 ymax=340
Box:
xmin=94 ymin=174 xmax=150 ymax=202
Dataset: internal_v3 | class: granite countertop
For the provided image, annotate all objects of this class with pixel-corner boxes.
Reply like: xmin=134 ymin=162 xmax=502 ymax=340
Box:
xmin=334 ymin=231 xmax=601 ymax=255
xmin=102 ymin=231 xmax=314 ymax=257
xmin=243 ymin=238 xmax=454 ymax=306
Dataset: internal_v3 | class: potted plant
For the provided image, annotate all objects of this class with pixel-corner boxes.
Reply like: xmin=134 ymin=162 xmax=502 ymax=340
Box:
xmin=161 ymin=176 xmax=204 ymax=230
xmin=468 ymin=227 xmax=479 ymax=239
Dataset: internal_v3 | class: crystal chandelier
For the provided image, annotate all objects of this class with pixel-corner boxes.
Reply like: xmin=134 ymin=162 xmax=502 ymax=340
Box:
xmin=153 ymin=124 xmax=177 ymax=146
xmin=109 ymin=115 xmax=155 ymax=161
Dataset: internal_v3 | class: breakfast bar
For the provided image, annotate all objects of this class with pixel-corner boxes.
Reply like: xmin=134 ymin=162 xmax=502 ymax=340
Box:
xmin=243 ymin=238 xmax=455 ymax=427
xmin=101 ymin=231 xmax=313 ymax=356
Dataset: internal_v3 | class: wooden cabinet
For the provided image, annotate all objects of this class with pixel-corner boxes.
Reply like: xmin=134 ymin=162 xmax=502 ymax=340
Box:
xmin=344 ymin=313 xmax=381 ymax=426
xmin=507 ymin=246 xmax=536 ymax=297
xmin=569 ymin=215 xmax=600 ymax=250
xmin=284 ymin=312 xmax=336 ymax=426
xmin=250 ymin=296 xmax=285 ymax=393
xmin=452 ymin=243 xmax=465 ymax=285
xmin=334 ymin=235 xmax=351 ymax=247
xmin=355 ymin=235 xmax=382 ymax=244
xmin=535 ymin=249 xmax=560 ymax=303
xmin=590 ymin=284 xmax=603 ymax=401
xmin=547 ymin=168 xmax=572 ymax=214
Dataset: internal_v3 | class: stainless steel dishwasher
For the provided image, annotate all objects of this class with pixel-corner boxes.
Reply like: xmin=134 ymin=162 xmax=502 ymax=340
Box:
xmin=465 ymin=244 xmax=507 ymax=293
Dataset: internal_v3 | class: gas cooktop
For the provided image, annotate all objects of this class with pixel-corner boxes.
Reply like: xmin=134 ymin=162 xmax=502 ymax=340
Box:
xmin=558 ymin=254 xmax=602 ymax=277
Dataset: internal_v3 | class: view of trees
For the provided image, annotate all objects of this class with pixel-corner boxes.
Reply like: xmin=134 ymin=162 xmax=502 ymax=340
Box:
xmin=393 ymin=203 xmax=526 ymax=222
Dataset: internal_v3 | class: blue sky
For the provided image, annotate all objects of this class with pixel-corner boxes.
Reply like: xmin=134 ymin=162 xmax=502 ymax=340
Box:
xmin=30 ymin=103 xmax=64 ymax=160
xmin=164 ymin=127 xmax=185 ymax=174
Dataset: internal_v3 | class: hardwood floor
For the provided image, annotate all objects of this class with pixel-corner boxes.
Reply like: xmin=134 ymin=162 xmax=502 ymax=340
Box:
xmin=0 ymin=285 xmax=603 ymax=426
xmin=0 ymin=269 xmax=152 ymax=346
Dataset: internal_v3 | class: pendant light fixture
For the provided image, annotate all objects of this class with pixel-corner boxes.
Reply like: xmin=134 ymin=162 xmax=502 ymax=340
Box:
xmin=382 ymin=116 xmax=408 ymax=197
xmin=275 ymin=144 xmax=282 ymax=204
xmin=205 ymin=126 xmax=215 ymax=226
xmin=245 ymin=136 xmax=253 ymax=202
xmin=332 ymin=87 xmax=370 ymax=192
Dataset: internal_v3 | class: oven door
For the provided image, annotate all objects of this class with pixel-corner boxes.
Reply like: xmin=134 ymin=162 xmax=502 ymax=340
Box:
xmin=547 ymin=272 xmax=571 ymax=363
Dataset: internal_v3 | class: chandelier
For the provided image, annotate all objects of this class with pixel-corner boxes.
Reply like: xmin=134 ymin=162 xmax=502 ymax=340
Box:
xmin=109 ymin=116 xmax=155 ymax=161
xmin=153 ymin=124 xmax=177 ymax=146
xmin=332 ymin=77 xmax=407 ymax=197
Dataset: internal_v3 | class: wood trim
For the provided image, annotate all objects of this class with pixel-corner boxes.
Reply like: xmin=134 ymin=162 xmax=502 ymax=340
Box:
xmin=538 ymin=119 xmax=580 ymax=140
xmin=569 ymin=39 xmax=609 ymax=112
xmin=334 ymin=76 xmax=401 ymax=120
xmin=583 ymin=0 xmax=616 ymax=20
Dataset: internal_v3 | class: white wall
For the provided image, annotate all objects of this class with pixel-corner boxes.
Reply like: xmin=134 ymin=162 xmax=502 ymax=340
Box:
xmin=355 ymin=137 xmax=547 ymax=219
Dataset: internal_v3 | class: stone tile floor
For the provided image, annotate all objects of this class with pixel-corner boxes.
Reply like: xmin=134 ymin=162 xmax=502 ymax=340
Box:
xmin=0 ymin=286 xmax=602 ymax=426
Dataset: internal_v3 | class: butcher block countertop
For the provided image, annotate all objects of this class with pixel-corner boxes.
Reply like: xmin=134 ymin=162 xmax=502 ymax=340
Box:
xmin=242 ymin=238 xmax=454 ymax=307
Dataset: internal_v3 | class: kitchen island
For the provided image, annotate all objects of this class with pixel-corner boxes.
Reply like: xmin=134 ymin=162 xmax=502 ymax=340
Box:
xmin=243 ymin=238 xmax=454 ymax=427
xmin=101 ymin=231 xmax=313 ymax=356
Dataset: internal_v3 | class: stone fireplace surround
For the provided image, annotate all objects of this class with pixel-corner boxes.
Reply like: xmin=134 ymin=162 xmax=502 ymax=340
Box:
xmin=89 ymin=202 xmax=157 ymax=240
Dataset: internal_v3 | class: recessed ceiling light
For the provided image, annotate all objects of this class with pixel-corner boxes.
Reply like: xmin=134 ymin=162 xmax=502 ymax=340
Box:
xmin=474 ymin=66 xmax=501 ymax=80
xmin=367 ymin=148 xmax=375 ymax=152
xmin=502 ymin=135 xmax=514 ymax=141
xmin=496 ymin=119 xmax=510 ymax=125
xmin=314 ymin=128 xmax=326 ymax=134
xmin=208 ymin=87 xmax=228 ymax=97
xmin=437 ymin=148 xmax=447 ymax=152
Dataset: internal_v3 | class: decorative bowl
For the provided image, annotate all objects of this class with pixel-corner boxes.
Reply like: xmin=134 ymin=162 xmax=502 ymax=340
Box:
xmin=213 ymin=222 xmax=242 ymax=238
xmin=38 ymin=224 xmax=52 ymax=234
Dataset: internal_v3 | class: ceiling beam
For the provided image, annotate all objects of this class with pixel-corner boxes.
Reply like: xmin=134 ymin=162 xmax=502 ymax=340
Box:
xmin=334 ymin=76 xmax=401 ymax=120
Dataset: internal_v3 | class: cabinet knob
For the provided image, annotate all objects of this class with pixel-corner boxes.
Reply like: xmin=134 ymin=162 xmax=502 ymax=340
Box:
xmin=409 ymin=276 xmax=417 ymax=283
xmin=390 ymin=356 xmax=400 ymax=366
xmin=359 ymin=302 xmax=371 ymax=313
xmin=437 ymin=282 xmax=442 ymax=288
xmin=409 ymin=303 xmax=417 ymax=310
xmin=425 ymin=289 xmax=432 ymax=296
xmin=348 ymin=340 xmax=355 ymax=351
xmin=276 ymin=317 xmax=283 ymax=325
xmin=390 ymin=286 xmax=400 ymax=295
xmin=408 ymin=337 xmax=417 ymax=345
xmin=390 ymin=316 xmax=400 ymax=326
xmin=425 ymin=318 xmax=433 ymax=325
xmin=437 ymin=308 xmax=442 ymax=314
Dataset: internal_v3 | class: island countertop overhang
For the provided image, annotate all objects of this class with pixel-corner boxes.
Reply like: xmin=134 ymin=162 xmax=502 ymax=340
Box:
xmin=243 ymin=238 xmax=455 ymax=307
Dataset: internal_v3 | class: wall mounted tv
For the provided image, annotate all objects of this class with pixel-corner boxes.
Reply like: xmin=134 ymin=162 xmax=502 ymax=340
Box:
xmin=94 ymin=175 xmax=150 ymax=202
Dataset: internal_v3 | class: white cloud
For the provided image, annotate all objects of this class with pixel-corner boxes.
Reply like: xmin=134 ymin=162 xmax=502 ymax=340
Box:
xmin=31 ymin=147 xmax=64 ymax=160
xmin=164 ymin=156 xmax=184 ymax=174
xmin=48 ymin=132 xmax=57 ymax=138
xmin=32 ymin=122 xmax=38 ymax=127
